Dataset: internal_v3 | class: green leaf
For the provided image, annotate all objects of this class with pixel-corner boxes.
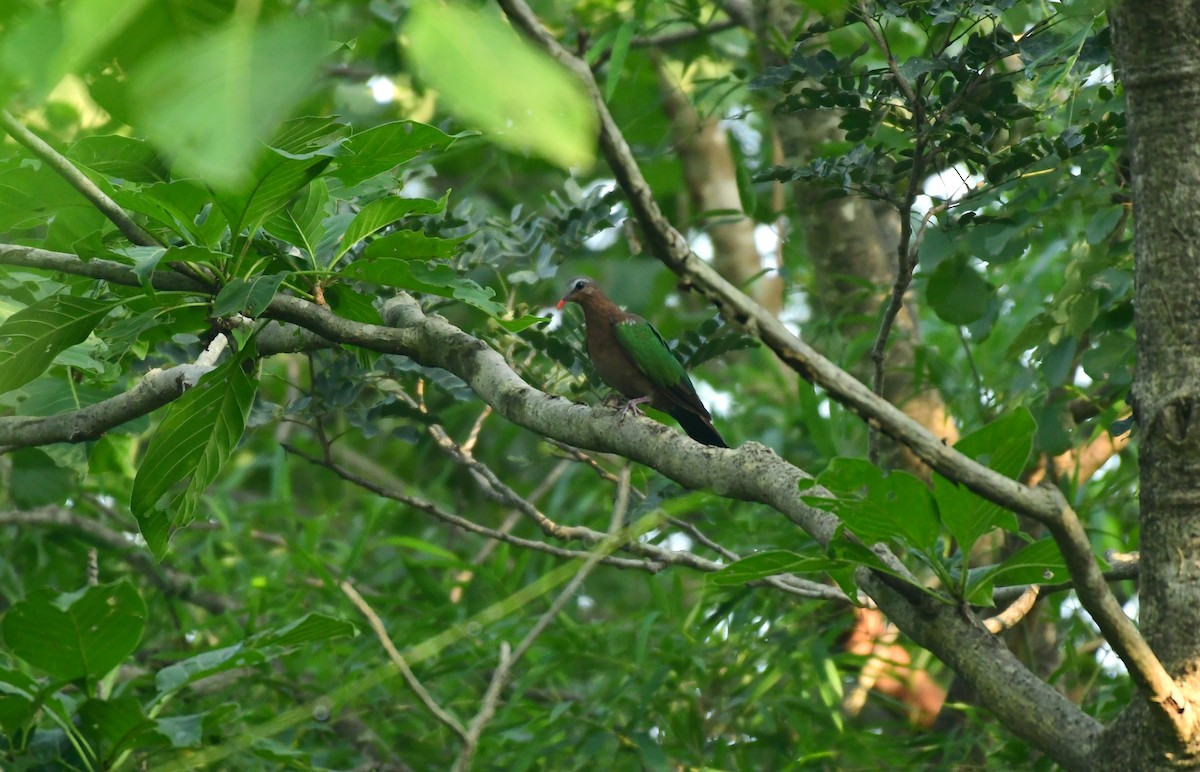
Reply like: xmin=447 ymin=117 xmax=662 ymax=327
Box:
xmin=337 ymin=193 xmax=449 ymax=262
xmin=79 ymin=697 xmax=160 ymax=761
xmin=130 ymin=347 xmax=259 ymax=557
xmin=212 ymin=272 xmax=289 ymax=318
xmin=804 ymin=458 xmax=940 ymax=550
xmin=333 ymin=121 xmax=464 ymax=187
xmin=0 ymin=666 xmax=39 ymax=740
xmin=0 ymin=294 xmax=121 ymax=395
xmin=68 ymin=135 xmax=169 ymax=183
xmin=933 ymin=409 xmax=1033 ymax=554
xmin=217 ymin=152 xmax=333 ymax=237
xmin=340 ymin=259 xmax=506 ymax=316
xmin=129 ymin=16 xmax=328 ymax=187
xmin=9 ymin=448 xmax=73 ymax=508
xmin=708 ymin=550 xmax=844 ymax=586
xmin=114 ymin=179 xmax=223 ymax=244
xmin=605 ymin=21 xmax=635 ymax=101
xmin=406 ymin=3 xmax=597 ymax=169
xmin=257 ymin=613 xmax=357 ymax=648
xmin=964 ymin=538 xmax=1069 ymax=605
xmin=263 ymin=178 xmax=330 ymax=261
xmin=495 ymin=314 xmax=550 ymax=333
xmin=927 ymin=256 xmax=994 ymax=325
xmin=2 ymin=581 xmax=146 ymax=682
xmin=1086 ymin=206 xmax=1124 ymax=245
xmin=363 ymin=229 xmax=470 ymax=260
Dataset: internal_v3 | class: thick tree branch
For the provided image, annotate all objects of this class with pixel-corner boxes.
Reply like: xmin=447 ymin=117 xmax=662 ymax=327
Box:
xmin=491 ymin=0 xmax=1183 ymax=737
xmin=862 ymin=571 xmax=1101 ymax=771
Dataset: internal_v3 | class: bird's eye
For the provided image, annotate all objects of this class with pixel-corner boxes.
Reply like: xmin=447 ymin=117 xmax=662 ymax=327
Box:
xmin=573 ymin=280 xmax=585 ymax=291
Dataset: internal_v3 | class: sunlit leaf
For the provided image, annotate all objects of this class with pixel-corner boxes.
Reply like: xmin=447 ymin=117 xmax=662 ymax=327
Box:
xmin=130 ymin=16 xmax=327 ymax=187
xmin=406 ymin=3 xmax=596 ymax=169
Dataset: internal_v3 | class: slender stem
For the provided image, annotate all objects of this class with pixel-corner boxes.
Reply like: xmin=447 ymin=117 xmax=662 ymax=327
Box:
xmin=341 ymin=580 xmax=469 ymax=741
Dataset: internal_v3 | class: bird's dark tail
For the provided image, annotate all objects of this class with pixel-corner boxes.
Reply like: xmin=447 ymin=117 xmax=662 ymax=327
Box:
xmin=670 ymin=408 xmax=728 ymax=448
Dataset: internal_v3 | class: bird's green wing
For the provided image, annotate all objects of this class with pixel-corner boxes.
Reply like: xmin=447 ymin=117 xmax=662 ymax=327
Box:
xmin=613 ymin=316 xmax=688 ymax=389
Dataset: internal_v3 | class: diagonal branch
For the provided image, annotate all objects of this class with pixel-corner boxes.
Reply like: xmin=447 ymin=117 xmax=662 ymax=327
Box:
xmin=340 ymin=580 xmax=469 ymax=741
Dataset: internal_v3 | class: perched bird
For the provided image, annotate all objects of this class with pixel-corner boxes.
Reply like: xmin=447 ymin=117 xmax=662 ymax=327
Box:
xmin=557 ymin=276 xmax=728 ymax=448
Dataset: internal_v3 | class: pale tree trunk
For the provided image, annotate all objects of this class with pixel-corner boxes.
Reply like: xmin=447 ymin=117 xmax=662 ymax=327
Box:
xmin=1106 ymin=1 xmax=1200 ymax=766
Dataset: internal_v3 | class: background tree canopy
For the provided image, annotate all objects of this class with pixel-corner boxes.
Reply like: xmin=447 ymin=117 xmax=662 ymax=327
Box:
xmin=2 ymin=0 xmax=1193 ymax=768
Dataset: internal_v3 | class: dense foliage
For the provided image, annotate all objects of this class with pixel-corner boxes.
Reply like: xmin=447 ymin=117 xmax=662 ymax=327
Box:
xmin=0 ymin=0 xmax=1135 ymax=768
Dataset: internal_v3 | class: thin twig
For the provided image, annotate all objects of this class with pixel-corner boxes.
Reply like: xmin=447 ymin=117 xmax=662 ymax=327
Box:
xmin=667 ymin=517 xmax=740 ymax=561
xmin=285 ymin=444 xmax=662 ymax=572
xmin=859 ymin=2 xmax=931 ymax=463
xmin=856 ymin=2 xmax=918 ymax=104
xmin=341 ymin=580 xmax=469 ymax=740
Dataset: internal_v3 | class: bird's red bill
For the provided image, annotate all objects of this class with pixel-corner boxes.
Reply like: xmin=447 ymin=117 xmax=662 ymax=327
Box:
xmin=556 ymin=299 xmax=566 ymax=310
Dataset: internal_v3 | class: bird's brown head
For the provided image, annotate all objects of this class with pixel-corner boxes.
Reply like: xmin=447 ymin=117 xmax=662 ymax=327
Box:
xmin=556 ymin=276 xmax=601 ymax=310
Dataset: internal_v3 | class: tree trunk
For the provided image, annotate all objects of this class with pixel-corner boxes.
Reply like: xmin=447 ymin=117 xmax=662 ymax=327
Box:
xmin=1111 ymin=0 xmax=1200 ymax=766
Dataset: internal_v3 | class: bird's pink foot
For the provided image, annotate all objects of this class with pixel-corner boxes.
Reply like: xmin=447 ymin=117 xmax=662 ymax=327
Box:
xmin=619 ymin=396 xmax=652 ymax=420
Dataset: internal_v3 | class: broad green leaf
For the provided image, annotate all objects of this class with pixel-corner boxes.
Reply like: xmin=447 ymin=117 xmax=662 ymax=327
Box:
xmin=708 ymin=550 xmax=844 ymax=586
xmin=803 ymin=458 xmax=940 ymax=550
xmin=0 ymin=294 xmax=121 ymax=395
xmin=963 ymin=538 xmax=1069 ymax=606
xmin=333 ymin=121 xmax=464 ymax=187
xmin=152 ymin=712 xmax=206 ymax=748
xmin=605 ymin=21 xmax=635 ymax=101
xmin=339 ymin=259 xmax=506 ymax=316
xmin=406 ymin=3 xmax=597 ymax=169
xmin=129 ymin=16 xmax=327 ymax=187
xmin=79 ymin=697 xmax=160 ymax=762
xmin=0 ymin=0 xmax=154 ymax=96
xmin=2 ymin=581 xmax=146 ymax=682
xmin=363 ymin=229 xmax=470 ymax=260
xmin=0 ymin=666 xmax=38 ymax=739
xmin=68 ymin=135 xmax=169 ymax=183
xmin=927 ymin=256 xmax=994 ymax=325
xmin=271 ymin=115 xmax=351 ymax=157
xmin=934 ymin=409 xmax=1033 ymax=554
xmin=494 ymin=314 xmax=550 ymax=333
xmin=8 ymin=448 xmax=72 ymax=508
xmin=212 ymin=273 xmax=289 ymax=318
xmin=217 ymin=152 xmax=332 ymax=236
xmin=155 ymin=644 xmax=251 ymax=695
xmin=114 ymin=179 xmax=224 ymax=244
xmin=336 ymin=193 xmax=449 ymax=261
xmin=130 ymin=347 xmax=259 ymax=557
xmin=258 ymin=613 xmax=357 ymax=648
xmin=325 ymin=285 xmax=384 ymax=327
xmin=263 ymin=178 xmax=330 ymax=260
